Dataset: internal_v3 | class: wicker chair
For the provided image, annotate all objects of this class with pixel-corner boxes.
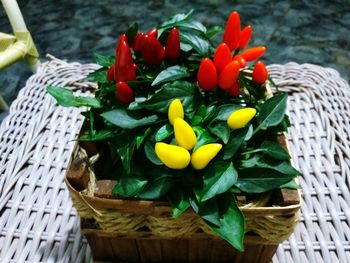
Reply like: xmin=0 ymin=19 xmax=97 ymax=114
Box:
xmin=0 ymin=58 xmax=349 ymax=262
xmin=0 ymin=0 xmax=39 ymax=111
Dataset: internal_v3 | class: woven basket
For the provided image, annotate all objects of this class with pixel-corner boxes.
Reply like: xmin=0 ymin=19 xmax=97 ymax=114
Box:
xmin=65 ymin=133 xmax=301 ymax=263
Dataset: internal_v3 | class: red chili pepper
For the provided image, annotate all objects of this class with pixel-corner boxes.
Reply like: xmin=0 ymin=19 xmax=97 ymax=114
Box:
xmin=228 ymin=82 xmax=240 ymax=97
xmin=252 ymin=61 xmax=268 ymax=84
xmin=223 ymin=11 xmax=241 ymax=51
xmin=115 ymin=34 xmax=136 ymax=82
xmin=116 ymin=81 xmax=135 ymax=104
xmin=241 ymin=46 xmax=266 ymax=62
xmin=106 ymin=64 xmax=115 ymax=81
xmin=146 ymin=28 xmax=158 ymax=38
xmin=197 ymin=58 xmax=217 ymax=92
xmin=213 ymin=43 xmax=232 ymax=73
xmin=238 ymin=25 xmax=252 ymax=50
xmin=133 ymin=33 xmax=145 ymax=52
xmin=165 ymin=27 xmax=180 ymax=60
xmin=218 ymin=60 xmax=240 ymax=90
xmin=141 ymin=34 xmax=165 ymax=65
xmin=232 ymin=54 xmax=247 ymax=68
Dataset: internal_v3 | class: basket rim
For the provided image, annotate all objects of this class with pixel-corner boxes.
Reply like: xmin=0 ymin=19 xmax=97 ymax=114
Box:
xmin=65 ymin=175 xmax=301 ymax=217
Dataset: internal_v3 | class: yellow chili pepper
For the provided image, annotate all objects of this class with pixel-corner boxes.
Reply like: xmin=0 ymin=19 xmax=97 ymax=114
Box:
xmin=168 ymin=98 xmax=184 ymax=125
xmin=174 ymin=118 xmax=197 ymax=150
xmin=227 ymin=107 xmax=256 ymax=130
xmin=191 ymin=143 xmax=222 ymax=170
xmin=155 ymin=142 xmax=191 ymax=169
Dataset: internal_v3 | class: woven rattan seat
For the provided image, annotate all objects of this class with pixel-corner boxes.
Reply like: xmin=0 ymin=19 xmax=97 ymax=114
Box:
xmin=0 ymin=57 xmax=349 ymax=263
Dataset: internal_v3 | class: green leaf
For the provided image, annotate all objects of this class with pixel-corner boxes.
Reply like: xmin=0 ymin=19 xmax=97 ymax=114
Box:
xmin=202 ymin=105 xmax=217 ymax=123
xmin=180 ymin=42 xmax=193 ymax=52
xmin=255 ymin=93 xmax=288 ymax=133
xmin=236 ymin=169 xmax=294 ymax=193
xmin=155 ymin=124 xmax=173 ymax=141
xmin=193 ymin=127 xmax=216 ymax=151
xmin=112 ymin=173 xmax=148 ymax=197
xmin=116 ymin=137 xmax=136 ymax=174
xmin=151 ymin=66 xmax=190 ymax=86
xmin=137 ymin=175 xmax=175 ymax=199
xmin=236 ymin=155 xmax=299 ymax=193
xmin=125 ymin=22 xmax=138 ymax=46
xmin=136 ymin=128 xmax=151 ymax=149
xmin=138 ymin=81 xmax=196 ymax=114
xmin=223 ymin=127 xmax=250 ymax=160
xmin=206 ymin=25 xmax=224 ymax=38
xmin=86 ymin=68 xmax=109 ymax=83
xmin=79 ymin=130 xmax=114 ymax=141
xmin=208 ymin=121 xmax=230 ymax=144
xmin=93 ymin=53 xmax=115 ymax=67
xmin=144 ymin=141 xmax=163 ymax=165
xmin=158 ymin=10 xmax=193 ymax=29
xmin=180 ymin=31 xmax=211 ymax=57
xmin=207 ymin=193 xmax=245 ymax=252
xmin=158 ymin=10 xmax=207 ymax=34
xmin=168 ymin=190 xmax=190 ymax=218
xmin=244 ymin=125 xmax=253 ymax=141
xmin=280 ymin=179 xmax=299 ymax=189
xmin=258 ymin=141 xmax=290 ymax=160
xmin=101 ymin=109 xmax=159 ymax=129
xmin=215 ymin=104 xmax=243 ymax=121
xmin=195 ymin=162 xmax=237 ymax=202
xmin=47 ymin=86 xmax=102 ymax=108
xmin=198 ymin=198 xmax=220 ymax=226
xmin=240 ymin=155 xmax=299 ymax=176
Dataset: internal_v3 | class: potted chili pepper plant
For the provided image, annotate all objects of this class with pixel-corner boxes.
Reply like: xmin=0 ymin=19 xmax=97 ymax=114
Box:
xmin=48 ymin=10 xmax=300 ymax=263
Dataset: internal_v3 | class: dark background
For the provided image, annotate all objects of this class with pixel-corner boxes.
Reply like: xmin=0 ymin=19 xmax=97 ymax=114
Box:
xmin=1 ymin=0 xmax=349 ymax=122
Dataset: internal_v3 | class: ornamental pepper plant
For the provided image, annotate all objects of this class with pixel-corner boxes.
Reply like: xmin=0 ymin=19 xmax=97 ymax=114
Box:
xmin=48 ymin=10 xmax=299 ymax=251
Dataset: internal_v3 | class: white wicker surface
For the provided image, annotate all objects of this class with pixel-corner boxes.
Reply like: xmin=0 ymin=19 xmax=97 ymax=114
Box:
xmin=0 ymin=58 xmax=349 ymax=263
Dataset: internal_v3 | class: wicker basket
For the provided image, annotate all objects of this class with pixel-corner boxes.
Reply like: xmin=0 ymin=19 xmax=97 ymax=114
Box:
xmin=65 ymin=134 xmax=301 ymax=263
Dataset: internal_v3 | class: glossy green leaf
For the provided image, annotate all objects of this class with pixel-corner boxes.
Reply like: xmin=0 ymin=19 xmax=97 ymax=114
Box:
xmin=195 ymin=162 xmax=237 ymax=202
xmin=136 ymin=128 xmax=151 ymax=149
xmin=101 ymin=109 xmax=159 ymax=129
xmin=137 ymin=175 xmax=175 ymax=199
xmin=240 ymin=155 xmax=299 ymax=176
xmin=112 ymin=173 xmax=148 ymax=197
xmin=207 ymin=193 xmax=245 ymax=252
xmin=168 ymin=190 xmax=190 ymax=218
xmin=79 ymin=130 xmax=114 ymax=141
xmin=152 ymin=65 xmax=190 ymax=86
xmin=206 ymin=25 xmax=224 ymax=38
xmin=215 ymin=104 xmax=243 ymax=121
xmin=93 ymin=53 xmax=115 ymax=67
xmin=47 ymin=86 xmax=101 ymax=108
xmin=158 ymin=10 xmax=193 ymax=28
xmin=158 ymin=10 xmax=206 ymax=34
xmin=138 ymin=81 xmax=196 ymax=114
xmin=235 ymin=170 xmax=294 ymax=193
xmin=155 ymin=124 xmax=173 ymax=141
xmin=116 ymin=137 xmax=136 ymax=174
xmin=223 ymin=127 xmax=250 ymax=160
xmin=144 ymin=141 xmax=163 ymax=165
xmin=86 ymin=68 xmax=109 ymax=83
xmin=208 ymin=121 xmax=230 ymax=144
xmin=180 ymin=31 xmax=210 ymax=57
xmin=258 ymin=141 xmax=290 ymax=160
xmin=280 ymin=179 xmax=299 ymax=189
xmin=255 ymin=93 xmax=288 ymax=133
xmin=193 ymin=127 xmax=217 ymax=151
xmin=236 ymin=155 xmax=299 ymax=193
xmin=198 ymin=198 xmax=220 ymax=226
